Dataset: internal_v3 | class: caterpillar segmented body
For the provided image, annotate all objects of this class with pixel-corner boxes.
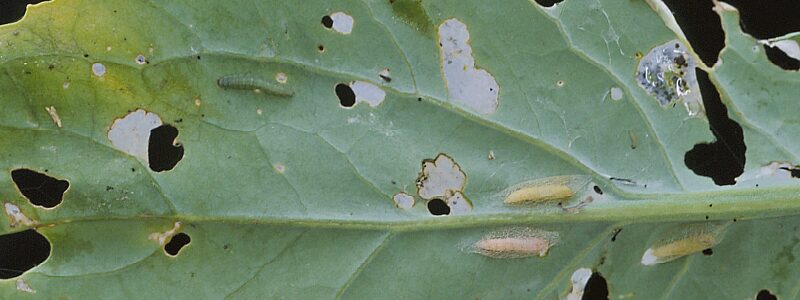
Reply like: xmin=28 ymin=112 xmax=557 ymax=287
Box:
xmin=216 ymin=74 xmax=294 ymax=97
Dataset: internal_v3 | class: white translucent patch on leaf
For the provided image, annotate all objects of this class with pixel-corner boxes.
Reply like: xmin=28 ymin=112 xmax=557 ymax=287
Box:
xmin=16 ymin=278 xmax=34 ymax=293
xmin=445 ymin=191 xmax=472 ymax=215
xmin=378 ymin=68 xmax=391 ymax=82
xmin=350 ymin=81 xmax=385 ymax=107
xmin=771 ymin=40 xmax=800 ymax=60
xmin=760 ymin=33 xmax=800 ymax=61
xmin=108 ymin=109 xmax=163 ymax=161
xmin=135 ymin=54 xmax=146 ymax=65
xmin=468 ymin=227 xmax=559 ymax=259
xmin=501 ymin=175 xmax=591 ymax=205
xmin=4 ymin=202 xmax=35 ymax=227
xmin=148 ymin=221 xmax=182 ymax=246
xmin=62 ymin=82 xmax=70 ymax=89
xmin=736 ymin=161 xmax=796 ymax=182
xmin=610 ymin=87 xmax=623 ymax=101
xmin=329 ymin=12 xmax=354 ymax=34
xmin=416 ymin=154 xmax=466 ymax=200
xmin=274 ymin=163 xmax=286 ymax=173
xmin=641 ymin=222 xmax=728 ymax=266
xmin=488 ymin=150 xmax=495 ymax=160
xmin=636 ymin=40 xmax=704 ymax=117
xmin=392 ymin=192 xmax=415 ymax=209
xmin=91 ymin=62 xmax=106 ymax=77
xmin=566 ymin=268 xmax=593 ymax=300
xmin=45 ymin=106 xmax=61 ymax=128
xmin=438 ymin=18 xmax=499 ymax=114
xmin=275 ymin=72 xmax=287 ymax=84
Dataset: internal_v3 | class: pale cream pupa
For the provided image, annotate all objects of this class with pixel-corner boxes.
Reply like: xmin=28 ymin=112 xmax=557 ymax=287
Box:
xmin=469 ymin=227 xmax=559 ymax=259
xmin=502 ymin=175 xmax=591 ymax=205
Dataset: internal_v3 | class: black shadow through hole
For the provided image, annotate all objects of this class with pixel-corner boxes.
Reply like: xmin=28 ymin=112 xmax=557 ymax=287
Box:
xmin=684 ymin=68 xmax=745 ymax=185
xmin=165 ymin=232 xmax=191 ymax=256
xmin=582 ymin=272 xmax=609 ymax=300
xmin=148 ymin=124 xmax=184 ymax=172
xmin=723 ymin=0 xmax=800 ymax=39
xmin=533 ymin=0 xmax=563 ymax=7
xmin=321 ymin=15 xmax=333 ymax=28
xmin=764 ymin=45 xmax=800 ymax=70
xmin=0 ymin=0 xmax=50 ymax=25
xmin=427 ymin=198 xmax=450 ymax=216
xmin=756 ymin=289 xmax=778 ymax=300
xmin=0 ymin=229 xmax=50 ymax=279
xmin=11 ymin=168 xmax=69 ymax=208
xmin=335 ymin=83 xmax=356 ymax=107
xmin=662 ymin=0 xmax=724 ymax=65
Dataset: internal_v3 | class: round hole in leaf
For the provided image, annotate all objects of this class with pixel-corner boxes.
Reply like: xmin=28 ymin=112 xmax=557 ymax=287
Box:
xmin=335 ymin=83 xmax=356 ymax=107
xmin=0 ymin=229 xmax=50 ymax=279
xmin=165 ymin=232 xmax=191 ymax=256
xmin=427 ymin=198 xmax=450 ymax=216
xmin=321 ymin=15 xmax=333 ymax=28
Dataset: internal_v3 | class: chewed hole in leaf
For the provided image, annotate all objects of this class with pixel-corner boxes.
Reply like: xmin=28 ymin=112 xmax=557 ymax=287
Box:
xmin=635 ymin=40 xmax=704 ymax=116
xmin=532 ymin=0 xmax=563 ymax=8
xmin=0 ymin=0 xmax=49 ymax=25
xmin=325 ymin=12 xmax=354 ymax=34
xmin=11 ymin=169 xmax=68 ymax=208
xmin=416 ymin=154 xmax=466 ymax=200
xmin=438 ymin=18 xmax=499 ymax=115
xmin=684 ymin=69 xmax=745 ymax=186
xmin=723 ymin=0 xmax=800 ymax=39
xmin=764 ymin=44 xmax=800 ymax=70
xmin=320 ymin=15 xmax=333 ymax=29
xmin=378 ymin=68 xmax=391 ymax=82
xmin=582 ymin=272 xmax=609 ymax=300
xmin=165 ymin=232 xmax=191 ymax=256
xmin=335 ymin=83 xmax=356 ymax=107
xmin=0 ymin=229 xmax=50 ymax=279
xmin=148 ymin=124 xmax=184 ymax=172
xmin=427 ymin=198 xmax=450 ymax=216
xmin=702 ymin=248 xmax=713 ymax=256
xmin=662 ymin=0 xmax=724 ymax=65
xmin=756 ymin=289 xmax=778 ymax=300
xmin=392 ymin=192 xmax=415 ymax=209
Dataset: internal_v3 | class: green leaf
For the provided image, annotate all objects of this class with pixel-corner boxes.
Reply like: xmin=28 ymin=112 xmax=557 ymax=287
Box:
xmin=0 ymin=0 xmax=798 ymax=298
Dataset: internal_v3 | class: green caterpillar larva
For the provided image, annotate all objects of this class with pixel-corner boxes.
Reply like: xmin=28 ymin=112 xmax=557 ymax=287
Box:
xmin=216 ymin=74 xmax=294 ymax=97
